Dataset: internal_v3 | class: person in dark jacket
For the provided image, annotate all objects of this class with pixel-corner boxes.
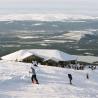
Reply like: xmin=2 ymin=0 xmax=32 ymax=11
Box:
xmin=86 ymin=73 xmax=89 ymax=79
xmin=29 ymin=67 xmax=39 ymax=84
xmin=68 ymin=74 xmax=72 ymax=84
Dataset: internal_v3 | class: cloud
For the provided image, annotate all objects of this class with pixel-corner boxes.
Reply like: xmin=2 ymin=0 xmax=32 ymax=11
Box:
xmin=0 ymin=0 xmax=98 ymax=4
xmin=0 ymin=0 xmax=98 ymax=15
xmin=1 ymin=0 xmax=97 ymax=8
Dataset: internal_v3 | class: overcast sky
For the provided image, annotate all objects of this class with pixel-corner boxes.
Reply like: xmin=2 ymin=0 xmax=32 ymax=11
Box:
xmin=0 ymin=0 xmax=98 ymax=16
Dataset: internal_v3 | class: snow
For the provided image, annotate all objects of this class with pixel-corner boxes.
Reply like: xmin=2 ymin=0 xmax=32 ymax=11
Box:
xmin=76 ymin=55 xmax=98 ymax=64
xmin=63 ymin=31 xmax=94 ymax=41
xmin=50 ymin=30 xmax=94 ymax=41
xmin=44 ymin=39 xmax=66 ymax=43
xmin=2 ymin=49 xmax=98 ymax=64
xmin=17 ymin=36 xmax=40 ymax=39
xmin=1 ymin=50 xmax=33 ymax=61
xmin=0 ymin=60 xmax=98 ymax=98
xmin=1 ymin=49 xmax=76 ymax=62
xmin=1 ymin=49 xmax=98 ymax=64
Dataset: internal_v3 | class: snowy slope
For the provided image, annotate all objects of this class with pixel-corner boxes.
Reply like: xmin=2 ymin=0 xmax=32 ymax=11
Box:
xmin=0 ymin=60 xmax=98 ymax=98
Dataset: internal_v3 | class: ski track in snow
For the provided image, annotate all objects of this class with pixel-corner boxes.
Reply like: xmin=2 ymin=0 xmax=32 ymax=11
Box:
xmin=0 ymin=60 xmax=98 ymax=98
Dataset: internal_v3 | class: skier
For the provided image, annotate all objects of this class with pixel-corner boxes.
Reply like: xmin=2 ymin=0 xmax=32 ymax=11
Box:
xmin=68 ymin=74 xmax=72 ymax=84
xmin=29 ymin=67 xmax=39 ymax=84
xmin=86 ymin=73 xmax=89 ymax=79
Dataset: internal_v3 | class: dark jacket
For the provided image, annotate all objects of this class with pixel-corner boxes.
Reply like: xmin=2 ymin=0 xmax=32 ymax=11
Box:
xmin=68 ymin=74 xmax=72 ymax=80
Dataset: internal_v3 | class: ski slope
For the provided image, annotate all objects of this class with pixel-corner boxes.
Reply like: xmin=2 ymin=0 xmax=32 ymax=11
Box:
xmin=0 ymin=60 xmax=98 ymax=98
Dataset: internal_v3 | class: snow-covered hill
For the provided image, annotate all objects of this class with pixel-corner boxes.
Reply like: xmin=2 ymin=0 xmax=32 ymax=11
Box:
xmin=0 ymin=60 xmax=98 ymax=98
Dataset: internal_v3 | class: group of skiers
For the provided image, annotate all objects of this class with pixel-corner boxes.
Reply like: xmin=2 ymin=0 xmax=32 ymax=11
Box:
xmin=67 ymin=73 xmax=90 ymax=85
xmin=30 ymin=60 xmax=73 ymax=85
xmin=66 ymin=63 xmax=84 ymax=70
xmin=29 ymin=66 xmax=73 ymax=85
xmin=89 ymin=65 xmax=96 ymax=70
xmin=29 ymin=61 xmax=91 ymax=85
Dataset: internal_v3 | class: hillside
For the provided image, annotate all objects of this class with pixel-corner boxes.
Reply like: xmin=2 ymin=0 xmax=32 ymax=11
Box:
xmin=0 ymin=17 xmax=98 ymax=57
xmin=0 ymin=60 xmax=98 ymax=98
